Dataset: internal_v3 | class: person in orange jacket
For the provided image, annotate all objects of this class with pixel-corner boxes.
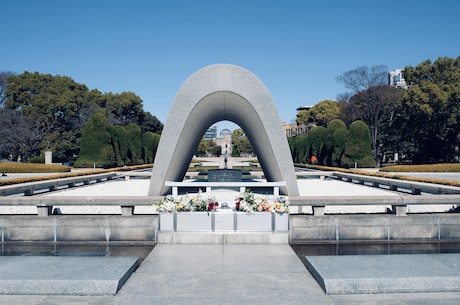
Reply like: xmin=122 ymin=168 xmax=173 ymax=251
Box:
xmin=310 ymin=155 xmax=318 ymax=165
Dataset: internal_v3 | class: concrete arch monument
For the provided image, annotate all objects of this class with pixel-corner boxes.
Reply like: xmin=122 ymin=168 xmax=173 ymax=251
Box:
xmin=148 ymin=64 xmax=299 ymax=196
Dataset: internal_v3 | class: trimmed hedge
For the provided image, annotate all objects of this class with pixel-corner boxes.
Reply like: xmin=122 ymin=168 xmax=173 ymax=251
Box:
xmin=0 ymin=163 xmax=71 ymax=173
xmin=0 ymin=164 xmax=152 ymax=186
xmin=289 ymin=119 xmax=375 ymax=168
xmin=295 ymin=163 xmax=460 ymax=187
xmin=380 ymin=163 xmax=460 ymax=172
xmin=75 ymin=113 xmax=160 ymax=168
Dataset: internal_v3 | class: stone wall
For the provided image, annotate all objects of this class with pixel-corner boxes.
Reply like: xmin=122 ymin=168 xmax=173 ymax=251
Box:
xmin=290 ymin=214 xmax=460 ymax=242
xmin=2 ymin=213 xmax=460 ymax=244
xmin=0 ymin=215 xmax=158 ymax=243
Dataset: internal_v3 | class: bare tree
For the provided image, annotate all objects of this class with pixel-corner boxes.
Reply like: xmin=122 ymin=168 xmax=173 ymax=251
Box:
xmin=336 ymin=65 xmax=388 ymax=94
xmin=336 ymin=65 xmax=402 ymax=165
xmin=348 ymin=86 xmax=403 ymax=162
xmin=0 ymin=110 xmax=47 ymax=160
xmin=0 ymin=71 xmax=14 ymax=108
xmin=336 ymin=92 xmax=352 ymax=103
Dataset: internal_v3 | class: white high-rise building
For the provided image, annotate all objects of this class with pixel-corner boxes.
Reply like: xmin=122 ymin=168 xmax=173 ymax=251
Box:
xmin=389 ymin=69 xmax=407 ymax=88
xmin=204 ymin=125 xmax=217 ymax=139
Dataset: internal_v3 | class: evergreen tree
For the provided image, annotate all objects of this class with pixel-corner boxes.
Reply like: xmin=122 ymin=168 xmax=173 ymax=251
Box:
xmin=75 ymin=113 xmax=116 ymax=168
xmin=342 ymin=120 xmax=375 ymax=168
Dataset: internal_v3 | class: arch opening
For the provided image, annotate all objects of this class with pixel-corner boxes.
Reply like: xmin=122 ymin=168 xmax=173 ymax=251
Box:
xmin=148 ymin=64 xmax=299 ymax=196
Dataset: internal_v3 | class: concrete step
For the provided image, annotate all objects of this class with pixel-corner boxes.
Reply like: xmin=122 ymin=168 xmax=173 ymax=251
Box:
xmin=305 ymin=253 xmax=460 ymax=294
xmin=0 ymin=256 xmax=139 ymax=295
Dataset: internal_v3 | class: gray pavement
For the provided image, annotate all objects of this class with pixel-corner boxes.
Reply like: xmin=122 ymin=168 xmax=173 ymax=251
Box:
xmin=0 ymin=256 xmax=139 ymax=296
xmin=305 ymin=254 xmax=460 ymax=294
xmin=0 ymin=244 xmax=459 ymax=304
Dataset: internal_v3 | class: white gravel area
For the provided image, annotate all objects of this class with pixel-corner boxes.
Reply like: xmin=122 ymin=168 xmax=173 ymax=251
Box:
xmin=45 ymin=179 xmax=151 ymax=196
xmin=297 ymin=179 xmax=397 ymax=197
xmin=43 ymin=178 xmax=399 ymax=197
xmin=38 ymin=178 xmax=400 ymax=214
xmin=2 ymin=177 xmax=449 ymax=214
xmin=42 ymin=179 xmax=152 ymax=214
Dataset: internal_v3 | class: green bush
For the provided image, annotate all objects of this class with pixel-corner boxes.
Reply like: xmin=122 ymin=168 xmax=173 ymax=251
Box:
xmin=75 ymin=113 xmax=116 ymax=168
xmin=289 ymin=119 xmax=374 ymax=168
xmin=125 ymin=123 xmax=142 ymax=165
xmin=142 ymin=132 xmax=161 ymax=164
xmin=28 ymin=155 xmax=45 ymax=164
xmin=309 ymin=126 xmax=327 ymax=162
xmin=332 ymin=127 xmax=347 ymax=167
xmin=76 ymin=113 xmax=162 ymax=168
xmin=291 ymin=135 xmax=308 ymax=163
xmin=341 ymin=120 xmax=375 ymax=168
xmin=110 ymin=125 xmax=129 ymax=166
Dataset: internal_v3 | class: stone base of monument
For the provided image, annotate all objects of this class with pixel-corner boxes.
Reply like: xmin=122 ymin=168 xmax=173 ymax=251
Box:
xmin=157 ymin=232 xmax=289 ymax=244
xmin=0 ymin=256 xmax=139 ymax=295
xmin=158 ymin=211 xmax=289 ymax=244
xmin=305 ymin=253 xmax=460 ymax=294
xmin=158 ymin=210 xmax=289 ymax=244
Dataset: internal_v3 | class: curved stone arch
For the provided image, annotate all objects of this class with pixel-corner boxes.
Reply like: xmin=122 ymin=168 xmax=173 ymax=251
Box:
xmin=148 ymin=64 xmax=299 ymax=196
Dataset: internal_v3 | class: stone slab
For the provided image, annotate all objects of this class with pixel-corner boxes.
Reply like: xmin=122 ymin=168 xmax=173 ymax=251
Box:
xmin=0 ymin=256 xmax=139 ymax=295
xmin=305 ymin=253 xmax=460 ymax=294
xmin=208 ymin=169 xmax=242 ymax=182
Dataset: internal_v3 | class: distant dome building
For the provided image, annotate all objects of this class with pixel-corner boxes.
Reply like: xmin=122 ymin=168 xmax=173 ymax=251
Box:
xmin=220 ymin=128 xmax=232 ymax=135
xmin=216 ymin=128 xmax=233 ymax=156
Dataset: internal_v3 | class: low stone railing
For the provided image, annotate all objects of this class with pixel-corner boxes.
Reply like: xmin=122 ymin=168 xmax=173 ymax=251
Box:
xmin=165 ymin=181 xmax=286 ymax=197
xmin=1 ymin=194 xmax=459 ymax=217
xmin=295 ymin=171 xmax=333 ymax=180
xmin=0 ymin=172 xmax=118 ymax=196
xmin=332 ymin=172 xmax=460 ymax=195
xmin=0 ymin=196 xmax=161 ymax=216
xmin=289 ymin=194 xmax=460 ymax=216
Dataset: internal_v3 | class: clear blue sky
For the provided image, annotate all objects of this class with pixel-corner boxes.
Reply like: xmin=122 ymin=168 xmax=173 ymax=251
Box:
xmin=2 ymin=0 xmax=460 ymax=133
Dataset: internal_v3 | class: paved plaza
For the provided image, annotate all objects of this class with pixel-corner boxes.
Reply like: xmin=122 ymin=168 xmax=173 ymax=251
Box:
xmin=42 ymin=175 xmax=398 ymax=197
xmin=0 ymin=244 xmax=459 ymax=304
xmin=0 ymin=176 xmax=458 ymax=304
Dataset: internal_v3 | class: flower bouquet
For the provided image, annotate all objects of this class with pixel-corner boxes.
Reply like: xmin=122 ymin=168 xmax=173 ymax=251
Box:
xmin=155 ymin=191 xmax=219 ymax=213
xmin=235 ymin=190 xmax=289 ymax=213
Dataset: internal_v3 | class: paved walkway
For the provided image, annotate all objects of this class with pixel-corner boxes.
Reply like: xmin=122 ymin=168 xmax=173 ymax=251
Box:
xmin=1 ymin=169 xmax=460 ymax=304
xmin=0 ymin=244 xmax=460 ymax=304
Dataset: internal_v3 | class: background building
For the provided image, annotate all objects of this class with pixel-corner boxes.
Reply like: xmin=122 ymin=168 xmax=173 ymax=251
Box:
xmin=284 ymin=105 xmax=316 ymax=137
xmin=204 ymin=125 xmax=217 ymax=139
xmin=389 ymin=69 xmax=407 ymax=88
xmin=215 ymin=128 xmax=233 ymax=156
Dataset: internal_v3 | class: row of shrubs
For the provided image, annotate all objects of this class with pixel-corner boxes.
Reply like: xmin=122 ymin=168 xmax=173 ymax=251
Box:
xmin=380 ymin=163 xmax=460 ymax=172
xmin=296 ymin=164 xmax=460 ymax=188
xmin=74 ymin=113 xmax=160 ymax=168
xmin=0 ymin=164 xmax=153 ymax=186
xmin=289 ymin=120 xmax=375 ymax=168
xmin=0 ymin=163 xmax=71 ymax=173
